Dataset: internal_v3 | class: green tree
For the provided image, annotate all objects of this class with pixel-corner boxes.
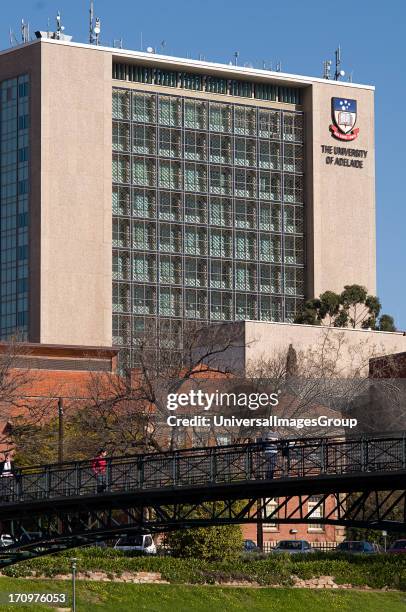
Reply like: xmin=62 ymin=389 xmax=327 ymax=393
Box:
xmin=165 ymin=522 xmax=243 ymax=561
xmin=294 ymin=284 xmax=396 ymax=331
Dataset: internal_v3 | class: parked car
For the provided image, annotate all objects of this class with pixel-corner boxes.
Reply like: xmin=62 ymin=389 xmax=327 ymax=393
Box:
xmin=272 ymin=540 xmax=315 ymax=554
xmin=387 ymin=540 xmax=406 ymax=554
xmin=335 ymin=540 xmax=381 ymax=554
xmin=243 ymin=539 xmax=261 ymax=553
xmin=0 ymin=534 xmax=14 ymax=548
xmin=114 ymin=534 xmax=156 ymax=555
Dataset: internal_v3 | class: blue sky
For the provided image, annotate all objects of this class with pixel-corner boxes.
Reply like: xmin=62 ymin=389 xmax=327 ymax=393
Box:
xmin=2 ymin=1 xmax=405 ymax=329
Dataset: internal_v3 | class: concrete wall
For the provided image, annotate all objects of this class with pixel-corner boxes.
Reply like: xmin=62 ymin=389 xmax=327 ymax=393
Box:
xmin=244 ymin=321 xmax=406 ymax=375
xmin=304 ymin=82 xmax=376 ymax=297
xmin=40 ymin=42 xmax=112 ymax=346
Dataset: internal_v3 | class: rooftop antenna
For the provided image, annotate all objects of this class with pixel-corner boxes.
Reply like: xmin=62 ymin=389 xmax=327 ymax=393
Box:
xmin=323 ymin=59 xmax=332 ymax=79
xmin=89 ymin=1 xmax=101 ymax=45
xmin=234 ymin=51 xmax=239 ymax=66
xmin=21 ymin=19 xmax=30 ymax=43
xmin=89 ymin=1 xmax=94 ymax=44
xmin=9 ymin=27 xmax=18 ymax=47
xmin=334 ymin=45 xmax=345 ymax=80
xmin=55 ymin=11 xmax=64 ymax=40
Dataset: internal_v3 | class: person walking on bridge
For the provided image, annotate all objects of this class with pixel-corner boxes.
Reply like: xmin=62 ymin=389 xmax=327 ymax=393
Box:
xmin=0 ymin=452 xmax=16 ymax=501
xmin=262 ymin=431 xmax=279 ymax=479
xmin=92 ymin=449 xmax=107 ymax=493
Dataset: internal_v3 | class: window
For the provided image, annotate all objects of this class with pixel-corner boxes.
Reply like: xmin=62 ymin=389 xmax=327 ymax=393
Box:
xmin=308 ymin=496 xmax=324 ymax=532
xmin=159 ymin=287 xmax=181 ymax=317
xmin=264 ymin=498 xmax=279 ymax=530
xmin=284 ymin=174 xmax=303 ymax=203
xmin=184 ymin=163 xmax=207 ymax=193
xmin=260 ymin=296 xmax=282 ymax=321
xmin=234 ymin=169 xmax=256 ymax=198
xmin=133 ymin=222 xmax=156 ymax=250
xmin=159 ymin=256 xmax=181 ymax=284
xmin=113 ymin=154 xmax=130 ymax=183
xmin=113 ymin=90 xmax=131 ymax=119
xmin=235 ymin=293 xmax=257 ymax=320
xmin=259 ymin=172 xmax=281 ymax=201
xmin=133 ymin=285 xmax=156 ymax=315
xmin=210 ymin=292 xmax=232 ymax=320
xmin=284 ymin=205 xmax=304 ymax=234
xmin=159 ymin=128 xmax=181 ymax=158
xmin=158 ymin=96 xmax=181 ymax=127
xmin=209 ymin=104 xmax=232 ymax=132
xmin=185 ymin=195 xmax=207 ymax=224
xmin=113 ymin=122 xmax=130 ymax=152
xmin=184 ymin=100 xmax=207 ymax=129
xmin=133 ymin=125 xmax=156 ymax=155
xmin=113 ymin=186 xmax=131 ymax=216
xmin=184 ymin=131 xmax=207 ymax=161
xmin=235 ymin=231 xmax=256 ymax=260
xmin=210 ymin=166 xmax=232 ymax=195
xmin=132 ymin=93 xmax=155 ymax=123
xmin=235 ymin=263 xmax=257 ymax=291
xmin=113 ymin=283 xmax=131 ymax=313
xmin=209 ymin=134 xmax=232 ymax=164
xmin=159 ymin=192 xmax=181 ymax=221
xmin=185 ymin=289 xmax=207 ymax=319
xmin=235 ymin=200 xmax=256 ymax=229
xmin=285 ymin=267 xmax=304 ymax=296
xmin=259 ymin=203 xmax=281 ymax=232
xmin=234 ymin=138 xmax=256 ymax=167
xmin=209 ymin=198 xmax=231 ymax=226
xmin=158 ymin=160 xmax=181 ymax=190
xmin=284 ymin=143 xmax=303 ymax=173
xmin=210 ymin=260 xmax=232 ymax=289
xmin=283 ymin=113 xmax=303 ymax=142
xmin=260 ymin=265 xmax=282 ymax=293
xmin=210 ymin=229 xmax=232 ymax=258
xmin=259 ymin=234 xmax=281 ymax=263
xmin=113 ymin=251 xmax=130 ymax=280
xmin=132 ymin=157 xmax=156 ymax=187
xmin=159 ymin=224 xmax=181 ymax=253
xmin=133 ymin=189 xmax=156 ymax=218
xmin=234 ymin=107 xmax=256 ymax=136
xmin=185 ymin=258 xmax=207 ymax=287
xmin=113 ymin=218 xmax=130 ymax=248
xmin=133 ymin=254 xmax=156 ymax=282
xmin=284 ymin=235 xmax=304 ymax=265
xmin=259 ymin=141 xmax=281 ymax=170
xmin=258 ymin=110 xmax=281 ymax=139
xmin=184 ymin=226 xmax=207 ymax=255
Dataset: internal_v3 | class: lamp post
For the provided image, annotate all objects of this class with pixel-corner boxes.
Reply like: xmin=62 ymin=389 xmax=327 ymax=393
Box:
xmin=382 ymin=530 xmax=387 ymax=552
xmin=71 ymin=557 xmax=77 ymax=612
xmin=58 ymin=397 xmax=64 ymax=464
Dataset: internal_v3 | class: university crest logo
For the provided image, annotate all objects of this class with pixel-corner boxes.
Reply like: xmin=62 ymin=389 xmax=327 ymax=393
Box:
xmin=330 ymin=97 xmax=359 ymax=141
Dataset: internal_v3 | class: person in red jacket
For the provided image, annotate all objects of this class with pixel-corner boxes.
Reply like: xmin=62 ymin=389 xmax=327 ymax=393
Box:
xmin=92 ymin=449 xmax=107 ymax=493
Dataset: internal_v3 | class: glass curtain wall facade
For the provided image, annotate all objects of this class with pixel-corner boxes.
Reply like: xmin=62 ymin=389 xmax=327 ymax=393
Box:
xmin=0 ymin=75 xmax=29 ymax=340
xmin=112 ymin=88 xmax=304 ymax=363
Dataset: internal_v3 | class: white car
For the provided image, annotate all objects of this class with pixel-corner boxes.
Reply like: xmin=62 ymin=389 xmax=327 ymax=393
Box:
xmin=114 ymin=534 xmax=156 ymax=555
xmin=0 ymin=534 xmax=14 ymax=547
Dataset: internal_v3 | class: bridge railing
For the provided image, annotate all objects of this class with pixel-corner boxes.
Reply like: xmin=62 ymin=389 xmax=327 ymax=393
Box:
xmin=0 ymin=434 xmax=405 ymax=505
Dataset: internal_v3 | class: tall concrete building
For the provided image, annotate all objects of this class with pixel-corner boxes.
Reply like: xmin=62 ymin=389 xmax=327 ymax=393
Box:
xmin=0 ymin=37 xmax=376 ymax=363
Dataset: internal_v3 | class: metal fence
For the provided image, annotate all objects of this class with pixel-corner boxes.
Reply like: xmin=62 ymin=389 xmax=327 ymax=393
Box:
xmin=0 ymin=434 xmax=405 ymax=505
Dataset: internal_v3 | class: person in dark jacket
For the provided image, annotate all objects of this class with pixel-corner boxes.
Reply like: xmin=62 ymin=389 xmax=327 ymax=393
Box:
xmin=0 ymin=452 xmax=16 ymax=501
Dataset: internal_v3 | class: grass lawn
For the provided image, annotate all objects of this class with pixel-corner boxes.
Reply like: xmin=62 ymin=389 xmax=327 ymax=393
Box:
xmin=0 ymin=579 xmax=405 ymax=611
